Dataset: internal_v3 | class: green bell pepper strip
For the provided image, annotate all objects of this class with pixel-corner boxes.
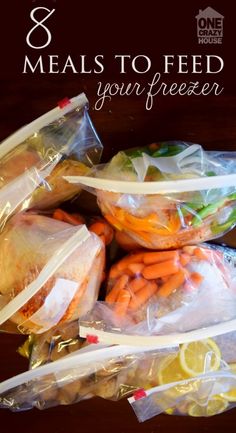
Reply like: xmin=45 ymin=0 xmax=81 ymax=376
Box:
xmin=181 ymin=202 xmax=204 ymax=217
xmin=211 ymin=208 xmax=236 ymax=235
xmin=191 ymin=198 xmax=227 ymax=227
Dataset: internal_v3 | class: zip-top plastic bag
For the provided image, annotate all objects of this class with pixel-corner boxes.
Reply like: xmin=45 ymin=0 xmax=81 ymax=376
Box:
xmin=0 ymin=342 xmax=176 ymax=411
xmin=65 ymin=142 xmax=236 ymax=249
xmin=79 ymin=244 xmax=236 ymax=346
xmin=0 ymin=213 xmax=105 ymax=334
xmin=129 ymin=331 xmax=236 ymax=421
xmin=0 ymin=93 xmax=102 ymax=230
xmin=25 ymin=321 xmax=86 ymax=369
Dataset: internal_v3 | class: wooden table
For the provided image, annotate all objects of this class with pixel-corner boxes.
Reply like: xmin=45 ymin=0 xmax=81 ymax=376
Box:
xmin=1 ymin=1 xmax=236 ymax=431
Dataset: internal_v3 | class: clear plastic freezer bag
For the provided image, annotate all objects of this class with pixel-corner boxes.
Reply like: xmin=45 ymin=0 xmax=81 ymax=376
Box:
xmin=79 ymin=244 xmax=236 ymax=346
xmin=26 ymin=321 xmax=86 ymax=369
xmin=0 ymin=93 xmax=102 ymax=229
xmin=128 ymin=332 xmax=236 ymax=421
xmin=0 ymin=342 xmax=176 ymax=411
xmin=1 ymin=331 xmax=236 ymax=415
xmin=0 ymin=213 xmax=105 ymax=334
xmin=65 ymin=142 xmax=236 ymax=249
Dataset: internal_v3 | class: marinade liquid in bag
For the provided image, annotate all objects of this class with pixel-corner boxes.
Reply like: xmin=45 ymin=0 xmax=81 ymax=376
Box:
xmin=0 ymin=213 xmax=105 ymax=334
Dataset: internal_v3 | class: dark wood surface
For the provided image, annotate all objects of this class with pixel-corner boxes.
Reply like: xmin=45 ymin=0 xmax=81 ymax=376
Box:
xmin=1 ymin=1 xmax=236 ymax=431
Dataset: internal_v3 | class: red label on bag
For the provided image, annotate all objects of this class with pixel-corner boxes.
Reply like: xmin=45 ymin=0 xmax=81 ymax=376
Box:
xmin=133 ymin=389 xmax=147 ymax=400
xmin=58 ymin=97 xmax=71 ymax=109
xmin=86 ymin=334 xmax=99 ymax=344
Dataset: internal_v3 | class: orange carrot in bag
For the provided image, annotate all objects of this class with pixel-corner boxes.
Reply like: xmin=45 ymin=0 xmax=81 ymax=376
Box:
xmin=127 ymin=263 xmax=145 ymax=275
xmin=190 ymin=272 xmax=204 ymax=287
xmin=53 ymin=209 xmax=85 ymax=225
xmin=158 ymin=269 xmax=186 ymax=297
xmin=193 ymin=247 xmax=209 ymax=261
xmin=116 ymin=253 xmax=144 ymax=271
xmin=180 ymin=253 xmax=191 ymax=266
xmin=142 ymin=260 xmax=179 ymax=280
xmin=129 ymin=282 xmax=158 ymax=311
xmin=127 ymin=277 xmax=147 ymax=294
xmin=106 ymin=274 xmax=129 ymax=303
xmin=113 ymin=289 xmax=131 ymax=317
xmin=143 ymin=251 xmax=179 ymax=265
xmin=109 ymin=265 xmax=123 ymax=279
xmin=89 ymin=220 xmax=114 ymax=245
xmin=182 ymin=246 xmax=195 ymax=255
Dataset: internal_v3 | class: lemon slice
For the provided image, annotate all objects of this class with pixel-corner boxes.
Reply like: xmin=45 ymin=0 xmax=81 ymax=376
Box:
xmin=165 ymin=408 xmax=174 ymax=415
xmin=221 ymin=363 xmax=236 ymax=402
xmin=188 ymin=395 xmax=228 ymax=417
xmin=156 ymin=354 xmax=189 ymax=399
xmin=179 ymin=339 xmax=221 ymax=377
xmin=157 ymin=354 xmax=189 ymax=385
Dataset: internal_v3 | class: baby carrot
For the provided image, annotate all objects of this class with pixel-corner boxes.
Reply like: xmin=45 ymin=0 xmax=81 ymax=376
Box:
xmin=194 ymin=247 xmax=209 ymax=261
xmin=142 ymin=259 xmax=179 ymax=280
xmin=113 ymin=289 xmax=131 ymax=317
xmin=53 ymin=209 xmax=84 ymax=225
xmin=52 ymin=209 xmax=64 ymax=221
xmin=143 ymin=251 xmax=179 ymax=265
xmin=127 ymin=277 xmax=147 ymax=294
xmin=160 ymin=275 xmax=170 ymax=283
xmin=106 ymin=274 xmax=129 ymax=303
xmin=89 ymin=220 xmax=114 ymax=245
xmin=182 ymin=246 xmax=195 ymax=255
xmin=127 ymin=263 xmax=145 ymax=275
xmin=109 ymin=265 xmax=123 ymax=279
xmin=158 ymin=269 xmax=186 ymax=297
xmin=180 ymin=253 xmax=191 ymax=266
xmin=190 ymin=272 xmax=204 ymax=287
xmin=129 ymin=282 xmax=158 ymax=311
xmin=116 ymin=253 xmax=144 ymax=272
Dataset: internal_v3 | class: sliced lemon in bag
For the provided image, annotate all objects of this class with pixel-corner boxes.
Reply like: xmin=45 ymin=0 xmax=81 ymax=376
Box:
xmin=164 ymin=408 xmax=174 ymax=415
xmin=221 ymin=363 xmax=236 ymax=402
xmin=157 ymin=354 xmax=189 ymax=385
xmin=179 ymin=339 xmax=221 ymax=377
xmin=188 ymin=395 xmax=228 ymax=417
xmin=156 ymin=354 xmax=189 ymax=399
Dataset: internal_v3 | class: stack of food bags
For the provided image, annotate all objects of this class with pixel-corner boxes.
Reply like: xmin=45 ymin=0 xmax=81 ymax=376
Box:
xmin=1 ymin=104 xmax=236 ymax=422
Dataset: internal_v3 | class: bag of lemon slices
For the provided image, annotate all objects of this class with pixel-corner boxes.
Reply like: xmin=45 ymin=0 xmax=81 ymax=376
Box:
xmin=128 ymin=331 xmax=236 ymax=421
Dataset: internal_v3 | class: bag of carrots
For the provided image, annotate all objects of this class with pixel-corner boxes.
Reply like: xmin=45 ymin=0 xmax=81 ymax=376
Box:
xmin=64 ymin=142 xmax=236 ymax=249
xmin=0 ymin=93 xmax=102 ymax=230
xmin=79 ymin=245 xmax=236 ymax=346
xmin=0 ymin=213 xmax=105 ymax=334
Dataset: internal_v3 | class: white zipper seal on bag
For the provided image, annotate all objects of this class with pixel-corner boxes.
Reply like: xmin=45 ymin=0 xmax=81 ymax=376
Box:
xmin=0 ymin=225 xmax=90 ymax=325
xmin=0 ymin=344 xmax=158 ymax=395
xmin=79 ymin=317 xmax=236 ymax=348
xmin=64 ymin=173 xmax=236 ymax=195
xmin=0 ymin=93 xmax=88 ymax=159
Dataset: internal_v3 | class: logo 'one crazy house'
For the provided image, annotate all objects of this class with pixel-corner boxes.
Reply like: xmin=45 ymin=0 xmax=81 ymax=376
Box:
xmin=196 ymin=7 xmax=224 ymax=44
